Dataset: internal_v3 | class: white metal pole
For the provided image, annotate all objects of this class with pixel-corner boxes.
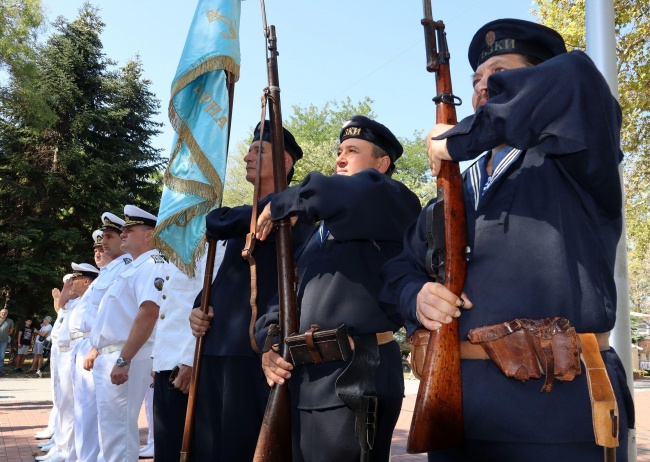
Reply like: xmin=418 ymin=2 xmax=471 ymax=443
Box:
xmin=585 ymin=1 xmax=637 ymax=460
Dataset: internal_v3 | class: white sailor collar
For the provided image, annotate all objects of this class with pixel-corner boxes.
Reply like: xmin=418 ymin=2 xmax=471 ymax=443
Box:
xmin=130 ymin=249 xmax=160 ymax=269
xmin=465 ymin=147 xmax=523 ymax=210
xmin=103 ymin=253 xmax=132 ymax=271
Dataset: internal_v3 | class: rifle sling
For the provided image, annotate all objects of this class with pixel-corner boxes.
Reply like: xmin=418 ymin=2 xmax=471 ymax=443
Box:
xmin=244 ymin=243 xmax=261 ymax=355
xmin=335 ymin=334 xmax=380 ymax=462
xmin=579 ymin=333 xmax=619 ymax=450
xmin=241 ymin=100 xmax=270 ymax=356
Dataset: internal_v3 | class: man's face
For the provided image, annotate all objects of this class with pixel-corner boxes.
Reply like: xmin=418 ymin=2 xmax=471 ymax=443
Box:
xmin=244 ymin=140 xmax=274 ymax=186
xmin=94 ymin=246 xmax=105 ymax=267
xmin=336 ymin=138 xmax=389 ymax=176
xmin=471 ymin=53 xmax=529 ymax=112
xmin=0 ymin=309 xmax=7 ymax=318
xmin=70 ymin=276 xmax=89 ymax=297
xmin=25 ymin=319 xmax=32 ymax=327
xmin=120 ymin=225 xmax=150 ymax=254
xmin=102 ymin=229 xmax=123 ymax=258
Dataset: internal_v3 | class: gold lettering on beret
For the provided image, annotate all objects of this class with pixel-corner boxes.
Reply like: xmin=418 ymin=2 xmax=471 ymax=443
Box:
xmin=343 ymin=127 xmax=362 ymax=137
xmin=480 ymin=38 xmax=517 ymax=61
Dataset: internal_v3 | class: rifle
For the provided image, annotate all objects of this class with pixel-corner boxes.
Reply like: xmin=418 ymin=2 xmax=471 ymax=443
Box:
xmin=253 ymin=23 xmax=298 ymax=462
xmin=406 ymin=1 xmax=468 ymax=454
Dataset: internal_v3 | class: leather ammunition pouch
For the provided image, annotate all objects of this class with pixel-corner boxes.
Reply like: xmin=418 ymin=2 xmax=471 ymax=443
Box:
xmin=335 ymin=334 xmax=380 ymax=462
xmin=467 ymin=317 xmax=582 ymax=392
xmin=285 ymin=324 xmax=352 ymax=367
xmin=406 ymin=328 xmax=430 ymax=380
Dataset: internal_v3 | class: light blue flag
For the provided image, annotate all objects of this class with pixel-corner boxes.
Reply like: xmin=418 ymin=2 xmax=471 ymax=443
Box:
xmin=152 ymin=0 xmax=241 ymax=277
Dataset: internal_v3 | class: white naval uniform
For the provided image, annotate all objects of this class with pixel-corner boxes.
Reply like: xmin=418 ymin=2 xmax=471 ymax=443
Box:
xmin=54 ymin=300 xmax=78 ymax=461
xmin=69 ymin=254 xmax=131 ymax=462
xmin=45 ymin=304 xmax=69 ymax=437
xmin=143 ymin=376 xmax=154 ymax=448
xmin=152 ymin=245 xmax=224 ymax=374
xmin=91 ymin=249 xmax=165 ymax=462
xmin=148 ymin=247 xmax=222 ymax=461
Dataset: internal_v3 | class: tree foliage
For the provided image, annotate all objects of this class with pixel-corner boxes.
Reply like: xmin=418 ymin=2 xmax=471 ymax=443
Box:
xmin=393 ymin=133 xmax=433 ymax=204
xmin=222 ymin=97 xmax=431 ymax=207
xmin=0 ymin=3 xmax=163 ymax=317
xmin=0 ymin=0 xmax=43 ymax=74
xmin=534 ymin=0 xmax=650 ymax=314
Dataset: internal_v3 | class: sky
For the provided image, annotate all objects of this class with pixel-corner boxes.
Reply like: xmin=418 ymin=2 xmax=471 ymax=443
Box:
xmin=40 ymin=0 xmax=536 ymax=161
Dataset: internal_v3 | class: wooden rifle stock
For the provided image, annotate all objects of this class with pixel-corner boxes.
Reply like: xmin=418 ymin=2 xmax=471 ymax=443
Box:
xmin=253 ymin=25 xmax=298 ymax=462
xmin=180 ymin=238 xmax=218 ymax=462
xmin=406 ymin=6 xmax=468 ymax=454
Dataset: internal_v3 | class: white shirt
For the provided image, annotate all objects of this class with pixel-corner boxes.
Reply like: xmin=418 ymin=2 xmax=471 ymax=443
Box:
xmin=91 ymin=249 xmax=166 ymax=350
xmin=55 ymin=299 xmax=79 ymax=346
xmin=68 ymin=285 xmax=94 ymax=335
xmin=52 ymin=309 xmax=66 ymax=342
xmin=152 ymin=243 xmax=224 ymax=372
xmin=80 ymin=254 xmax=132 ymax=333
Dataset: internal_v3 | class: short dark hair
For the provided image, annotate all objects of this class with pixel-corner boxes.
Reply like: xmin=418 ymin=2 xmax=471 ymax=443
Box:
xmin=521 ymin=54 xmax=543 ymax=67
xmin=371 ymin=144 xmax=395 ymax=176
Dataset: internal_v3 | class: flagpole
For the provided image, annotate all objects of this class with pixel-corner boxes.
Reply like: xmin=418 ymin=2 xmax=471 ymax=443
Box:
xmin=585 ymin=2 xmax=636 ymax=461
xmin=180 ymin=238 xmax=218 ymax=462
xmin=179 ymin=70 xmax=236 ymax=462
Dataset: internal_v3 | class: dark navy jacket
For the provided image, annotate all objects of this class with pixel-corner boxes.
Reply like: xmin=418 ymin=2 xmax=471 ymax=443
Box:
xmin=257 ymin=169 xmax=422 ymax=410
xmin=198 ymin=196 xmax=311 ymax=357
xmin=381 ymin=51 xmax=634 ymax=448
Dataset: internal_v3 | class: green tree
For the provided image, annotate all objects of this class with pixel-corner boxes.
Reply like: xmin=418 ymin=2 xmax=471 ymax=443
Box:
xmin=535 ymin=0 xmax=650 ymax=315
xmin=222 ymin=98 xmax=431 ymax=207
xmin=394 ymin=133 xmax=433 ymax=205
xmin=287 ymin=97 xmax=376 ymax=184
xmin=0 ymin=0 xmax=43 ymax=74
xmin=0 ymin=0 xmax=51 ymax=128
xmin=0 ymin=3 xmax=163 ymax=317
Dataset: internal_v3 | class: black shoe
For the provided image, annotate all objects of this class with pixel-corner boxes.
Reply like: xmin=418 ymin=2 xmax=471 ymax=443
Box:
xmin=14 ymin=368 xmax=23 ymax=372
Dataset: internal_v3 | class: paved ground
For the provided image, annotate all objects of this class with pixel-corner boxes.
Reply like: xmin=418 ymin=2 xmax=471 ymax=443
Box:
xmin=1 ymin=369 xmax=649 ymax=461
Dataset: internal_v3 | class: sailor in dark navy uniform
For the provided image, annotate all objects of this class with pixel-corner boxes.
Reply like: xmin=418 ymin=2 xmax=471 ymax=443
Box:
xmin=188 ymin=122 xmax=309 ymax=462
xmin=256 ymin=116 xmax=422 ymax=462
xmin=381 ymin=19 xmax=634 ymax=462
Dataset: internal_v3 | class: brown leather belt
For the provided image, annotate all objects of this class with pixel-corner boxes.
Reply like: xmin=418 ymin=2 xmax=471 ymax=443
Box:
xmin=460 ymin=329 xmax=617 ymax=450
xmin=348 ymin=331 xmax=395 ymax=350
xmin=460 ymin=332 xmax=611 ymax=360
xmin=376 ymin=331 xmax=395 ymax=346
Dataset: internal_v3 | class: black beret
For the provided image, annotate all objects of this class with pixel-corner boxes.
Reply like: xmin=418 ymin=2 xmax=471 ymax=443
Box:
xmin=339 ymin=115 xmax=403 ymax=162
xmin=253 ymin=121 xmax=303 ymax=182
xmin=253 ymin=121 xmax=303 ymax=164
xmin=468 ymin=18 xmax=567 ymax=71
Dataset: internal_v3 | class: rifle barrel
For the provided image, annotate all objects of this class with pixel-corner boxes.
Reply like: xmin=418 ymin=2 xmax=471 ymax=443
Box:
xmin=406 ymin=14 xmax=467 ymax=454
xmin=253 ymin=24 xmax=297 ymax=462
